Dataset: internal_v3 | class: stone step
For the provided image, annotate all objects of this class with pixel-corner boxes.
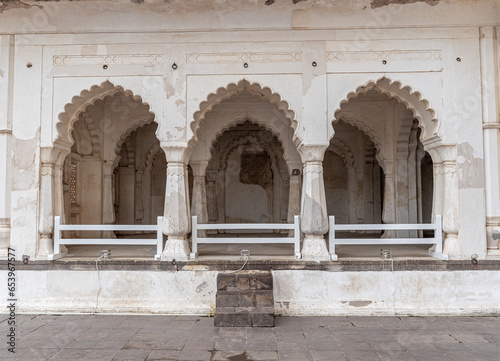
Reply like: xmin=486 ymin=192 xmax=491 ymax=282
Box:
xmin=217 ymin=271 xmax=273 ymax=292
xmin=214 ymin=307 xmax=275 ymax=327
xmin=215 ymin=271 xmax=275 ymax=327
xmin=216 ymin=289 xmax=274 ymax=308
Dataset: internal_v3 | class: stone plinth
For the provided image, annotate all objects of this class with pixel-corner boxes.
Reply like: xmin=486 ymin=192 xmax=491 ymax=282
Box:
xmin=214 ymin=271 xmax=275 ymax=327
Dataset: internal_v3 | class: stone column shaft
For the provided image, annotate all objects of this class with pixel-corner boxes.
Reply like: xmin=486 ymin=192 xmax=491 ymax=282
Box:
xmin=298 ymin=144 xmax=329 ymax=260
xmin=442 ymin=160 xmax=460 ymax=257
xmin=190 ymin=161 xmax=208 ymax=238
xmin=38 ymin=150 xmax=56 ymax=257
xmin=161 ymin=145 xmax=192 ymax=261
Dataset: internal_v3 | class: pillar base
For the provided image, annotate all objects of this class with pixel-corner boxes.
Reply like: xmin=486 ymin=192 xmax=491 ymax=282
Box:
xmin=443 ymin=234 xmax=461 ymax=259
xmin=302 ymin=235 xmax=330 ymax=261
xmin=38 ymin=235 xmax=53 ymax=259
xmin=0 ymin=220 xmax=10 ymax=258
xmin=162 ymin=235 xmax=191 ymax=261
xmin=486 ymin=225 xmax=500 ymax=253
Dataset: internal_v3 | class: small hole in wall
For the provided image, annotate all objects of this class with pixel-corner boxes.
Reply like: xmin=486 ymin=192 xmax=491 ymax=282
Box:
xmin=382 ymin=60 xmax=387 ymax=65
xmin=103 ymin=64 xmax=108 ymax=70
xmin=456 ymin=57 xmax=461 ymax=62
xmin=312 ymin=61 xmax=317 ymax=67
xmin=243 ymin=63 xmax=249 ymax=68
xmin=172 ymin=63 xmax=178 ymax=70
xmin=26 ymin=62 xmax=33 ymax=68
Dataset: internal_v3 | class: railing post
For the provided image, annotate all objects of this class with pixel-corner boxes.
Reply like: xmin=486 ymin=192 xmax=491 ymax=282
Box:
xmin=435 ymin=214 xmax=443 ymax=254
xmin=329 ymin=216 xmax=338 ymax=261
xmin=54 ymin=216 xmax=61 ymax=256
xmin=190 ymin=216 xmax=198 ymax=259
xmin=155 ymin=216 xmax=163 ymax=260
xmin=294 ymin=215 xmax=301 ymax=259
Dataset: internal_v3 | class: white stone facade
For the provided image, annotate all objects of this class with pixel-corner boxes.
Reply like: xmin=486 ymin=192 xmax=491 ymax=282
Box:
xmin=0 ymin=0 xmax=500 ymax=314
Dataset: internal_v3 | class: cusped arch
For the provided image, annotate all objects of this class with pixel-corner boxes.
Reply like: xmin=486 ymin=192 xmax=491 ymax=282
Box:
xmin=192 ymin=79 xmax=300 ymax=148
xmin=80 ymin=113 xmax=101 ymax=156
xmin=56 ymin=80 xmax=155 ymax=146
xmin=328 ymin=137 xmax=355 ymax=170
xmin=142 ymin=141 xmax=162 ymax=171
xmin=112 ymin=116 xmax=156 ymax=168
xmin=334 ymin=77 xmax=440 ymax=141
xmin=335 ymin=115 xmax=386 ymax=172
xmin=210 ymin=115 xmax=290 ymax=163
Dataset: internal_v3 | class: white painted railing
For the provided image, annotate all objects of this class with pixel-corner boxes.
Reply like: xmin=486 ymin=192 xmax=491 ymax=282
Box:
xmin=49 ymin=216 xmax=164 ymax=261
xmin=328 ymin=214 xmax=447 ymax=261
xmin=191 ymin=215 xmax=301 ymax=260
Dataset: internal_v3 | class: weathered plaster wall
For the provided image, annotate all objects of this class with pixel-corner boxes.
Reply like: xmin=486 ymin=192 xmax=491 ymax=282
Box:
xmin=274 ymin=270 xmax=500 ymax=316
xmin=2 ymin=269 xmax=499 ymax=315
xmin=10 ymin=44 xmax=42 ymax=258
xmin=0 ymin=35 xmax=13 ymax=255
xmin=0 ymin=0 xmax=497 ymax=32
xmin=6 ymin=270 xmax=217 ymax=314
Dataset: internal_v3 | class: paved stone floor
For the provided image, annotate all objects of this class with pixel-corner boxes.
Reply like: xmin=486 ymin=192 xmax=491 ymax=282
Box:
xmin=0 ymin=314 xmax=499 ymax=361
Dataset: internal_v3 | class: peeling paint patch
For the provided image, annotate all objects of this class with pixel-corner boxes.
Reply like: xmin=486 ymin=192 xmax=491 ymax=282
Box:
xmin=0 ymin=0 xmax=40 ymax=13
xmin=371 ymin=0 xmax=440 ymax=8
xmin=196 ymin=281 xmax=208 ymax=293
xmin=348 ymin=301 xmax=373 ymax=307
xmin=12 ymin=135 xmax=38 ymax=191
xmin=164 ymin=79 xmax=175 ymax=100
xmin=457 ymin=142 xmax=484 ymax=189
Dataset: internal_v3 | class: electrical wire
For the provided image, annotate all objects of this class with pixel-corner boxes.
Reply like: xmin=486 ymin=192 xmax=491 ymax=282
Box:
xmin=228 ymin=255 xmax=249 ymax=273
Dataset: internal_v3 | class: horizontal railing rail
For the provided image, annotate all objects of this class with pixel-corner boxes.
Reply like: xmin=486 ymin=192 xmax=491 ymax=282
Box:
xmin=328 ymin=214 xmax=447 ymax=261
xmin=48 ymin=216 xmax=163 ymax=260
xmin=191 ymin=215 xmax=301 ymax=260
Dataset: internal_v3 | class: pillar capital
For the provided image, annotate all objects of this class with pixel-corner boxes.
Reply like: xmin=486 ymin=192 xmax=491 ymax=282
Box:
xmin=190 ymin=161 xmax=208 ymax=177
xmin=297 ymin=143 xmax=329 ymax=163
xmin=41 ymin=144 xmax=71 ymax=165
xmin=160 ymin=142 xmax=193 ymax=163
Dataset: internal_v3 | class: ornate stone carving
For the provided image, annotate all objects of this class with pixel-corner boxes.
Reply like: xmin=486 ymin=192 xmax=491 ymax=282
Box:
xmin=192 ymin=79 xmax=299 ymax=149
xmin=187 ymin=52 xmax=302 ymax=64
xmin=302 ymin=235 xmax=330 ymax=260
xmin=53 ymin=54 xmax=164 ymax=66
xmin=333 ymin=77 xmax=439 ymax=141
xmin=161 ymin=236 xmax=191 ymax=261
xmin=57 ymin=81 xmax=155 ymax=147
xmin=327 ymin=50 xmax=442 ymax=62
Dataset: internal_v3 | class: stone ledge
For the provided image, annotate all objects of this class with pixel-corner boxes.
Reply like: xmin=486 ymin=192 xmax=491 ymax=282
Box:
xmin=2 ymin=259 xmax=500 ymax=272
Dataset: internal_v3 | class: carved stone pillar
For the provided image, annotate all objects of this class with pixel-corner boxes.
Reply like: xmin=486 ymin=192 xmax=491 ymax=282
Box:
xmin=102 ymin=161 xmax=116 ymax=237
xmin=298 ymin=144 xmax=329 ymax=260
xmin=441 ymin=150 xmax=460 ymax=258
xmin=355 ymin=168 xmax=364 ymax=224
xmin=135 ymin=170 xmax=144 ymax=224
xmin=382 ymin=161 xmax=396 ymax=238
xmin=54 ymin=149 xmax=70 ymax=251
xmin=161 ymin=144 xmax=192 ymax=261
xmin=363 ymin=148 xmax=375 ymax=224
xmin=190 ymin=161 xmax=208 ymax=237
xmin=416 ymin=144 xmax=426 ymax=236
xmin=38 ymin=146 xmax=66 ymax=258
xmin=429 ymin=144 xmax=460 ymax=258
xmin=206 ymin=169 xmax=218 ymax=224
xmin=345 ymin=167 xmax=356 ymax=224
xmin=287 ymin=163 xmax=302 ymax=224
xmin=480 ymin=27 xmax=500 ymax=254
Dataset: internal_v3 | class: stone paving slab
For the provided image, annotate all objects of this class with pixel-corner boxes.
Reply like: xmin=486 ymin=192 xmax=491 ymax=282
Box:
xmin=0 ymin=314 xmax=499 ymax=360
